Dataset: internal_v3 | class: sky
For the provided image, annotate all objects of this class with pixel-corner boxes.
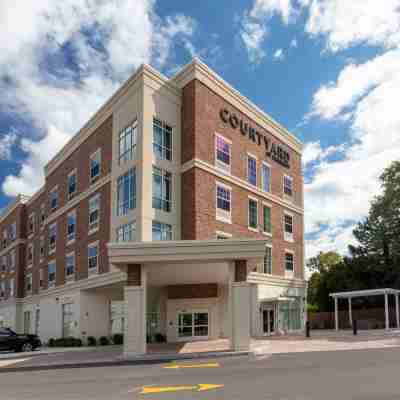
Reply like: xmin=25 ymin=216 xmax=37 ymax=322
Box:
xmin=0 ymin=0 xmax=400 ymax=259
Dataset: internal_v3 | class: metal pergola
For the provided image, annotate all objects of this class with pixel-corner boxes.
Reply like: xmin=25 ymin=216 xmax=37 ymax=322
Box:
xmin=330 ymin=288 xmax=400 ymax=331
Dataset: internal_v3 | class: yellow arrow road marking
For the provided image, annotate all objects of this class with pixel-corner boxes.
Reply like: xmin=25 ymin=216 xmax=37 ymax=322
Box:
xmin=140 ymin=384 xmax=224 ymax=394
xmin=163 ymin=362 xmax=220 ymax=369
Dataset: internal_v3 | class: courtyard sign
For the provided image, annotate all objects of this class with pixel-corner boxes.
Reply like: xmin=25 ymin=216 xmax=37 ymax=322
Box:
xmin=220 ymin=108 xmax=290 ymax=168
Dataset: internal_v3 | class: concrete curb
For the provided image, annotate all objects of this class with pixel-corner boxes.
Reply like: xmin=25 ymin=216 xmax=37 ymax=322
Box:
xmin=0 ymin=350 xmax=250 ymax=374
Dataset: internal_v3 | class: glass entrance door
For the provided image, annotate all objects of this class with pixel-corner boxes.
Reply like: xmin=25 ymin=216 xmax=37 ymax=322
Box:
xmin=178 ymin=311 xmax=209 ymax=341
xmin=262 ymin=308 xmax=275 ymax=335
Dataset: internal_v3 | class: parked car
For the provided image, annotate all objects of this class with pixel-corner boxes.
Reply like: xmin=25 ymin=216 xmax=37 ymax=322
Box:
xmin=0 ymin=327 xmax=41 ymax=352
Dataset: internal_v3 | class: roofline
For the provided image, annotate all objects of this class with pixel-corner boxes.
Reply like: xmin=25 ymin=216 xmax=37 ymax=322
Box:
xmin=0 ymin=194 xmax=30 ymax=224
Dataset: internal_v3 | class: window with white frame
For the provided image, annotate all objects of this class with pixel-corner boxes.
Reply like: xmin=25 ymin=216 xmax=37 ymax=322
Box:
xmin=117 ymin=168 xmax=136 ymax=216
xmin=90 ymin=149 xmax=101 ymax=182
xmin=39 ymin=236 xmax=45 ymax=260
xmin=263 ymin=205 xmax=272 ymax=234
xmin=283 ymin=175 xmax=293 ymax=197
xmin=263 ymin=246 xmax=272 ymax=274
xmin=65 ymin=253 xmax=75 ymax=280
xmin=285 ymin=252 xmax=294 ymax=273
xmin=284 ymin=213 xmax=294 ymax=242
xmin=247 ymin=155 xmax=257 ymax=186
xmin=261 ymin=163 xmax=271 ymax=192
xmin=50 ymin=187 xmax=58 ymax=212
xmin=88 ymin=194 xmax=100 ymax=233
xmin=216 ymin=183 xmax=231 ymax=223
xmin=67 ymin=170 xmax=77 ymax=199
xmin=116 ymin=222 xmax=136 ymax=242
xmin=27 ymin=243 xmax=33 ymax=265
xmin=8 ymin=222 xmax=16 ymax=241
xmin=48 ymin=262 xmax=56 ymax=287
xmin=152 ymin=221 xmax=172 ymax=241
xmin=88 ymin=243 xmax=99 ymax=273
xmin=25 ymin=273 xmax=32 ymax=293
xmin=67 ymin=211 xmax=76 ymax=242
xmin=28 ymin=213 xmax=35 ymax=235
xmin=215 ymin=134 xmax=231 ymax=172
xmin=9 ymin=278 xmax=14 ymax=297
xmin=152 ymin=167 xmax=171 ymax=212
xmin=153 ymin=118 xmax=172 ymax=161
xmin=40 ymin=203 xmax=46 ymax=228
xmin=49 ymin=222 xmax=57 ymax=253
xmin=119 ymin=120 xmax=137 ymax=164
xmin=248 ymin=198 xmax=258 ymax=230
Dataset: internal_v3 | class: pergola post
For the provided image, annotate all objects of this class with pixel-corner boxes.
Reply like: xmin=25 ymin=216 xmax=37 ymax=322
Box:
xmin=334 ymin=297 xmax=339 ymax=331
xmin=396 ymin=294 xmax=400 ymax=329
xmin=348 ymin=297 xmax=352 ymax=328
xmin=384 ymin=292 xmax=389 ymax=330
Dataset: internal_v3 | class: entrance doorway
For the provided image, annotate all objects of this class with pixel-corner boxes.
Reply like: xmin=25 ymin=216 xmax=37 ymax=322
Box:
xmin=262 ymin=307 xmax=275 ymax=335
xmin=177 ymin=311 xmax=209 ymax=341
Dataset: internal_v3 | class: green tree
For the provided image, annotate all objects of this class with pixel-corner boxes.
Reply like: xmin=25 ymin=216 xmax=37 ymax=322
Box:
xmin=307 ymin=251 xmax=343 ymax=273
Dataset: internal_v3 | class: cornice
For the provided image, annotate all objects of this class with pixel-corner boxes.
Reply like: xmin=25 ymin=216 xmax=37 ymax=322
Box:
xmin=172 ymin=58 xmax=303 ymax=154
xmin=248 ymin=271 xmax=306 ymax=288
xmin=181 ymin=158 xmax=304 ymax=215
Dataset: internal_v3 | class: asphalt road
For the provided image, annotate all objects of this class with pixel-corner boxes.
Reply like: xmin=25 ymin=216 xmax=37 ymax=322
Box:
xmin=0 ymin=348 xmax=399 ymax=400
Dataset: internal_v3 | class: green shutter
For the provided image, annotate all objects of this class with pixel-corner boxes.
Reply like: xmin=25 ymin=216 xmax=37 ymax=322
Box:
xmin=263 ymin=206 xmax=271 ymax=233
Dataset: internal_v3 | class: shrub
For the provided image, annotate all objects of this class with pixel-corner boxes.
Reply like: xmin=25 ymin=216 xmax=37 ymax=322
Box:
xmin=47 ymin=338 xmax=55 ymax=347
xmin=155 ymin=333 xmax=166 ymax=343
xmin=87 ymin=336 xmax=97 ymax=346
xmin=112 ymin=333 xmax=123 ymax=345
xmin=99 ymin=336 xmax=110 ymax=346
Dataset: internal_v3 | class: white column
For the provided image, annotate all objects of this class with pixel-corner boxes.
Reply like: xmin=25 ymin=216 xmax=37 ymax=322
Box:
xmin=396 ymin=294 xmax=400 ymax=329
xmin=231 ymin=282 xmax=251 ymax=351
xmin=124 ymin=267 xmax=147 ymax=358
xmin=334 ymin=297 xmax=339 ymax=331
xmin=348 ymin=298 xmax=352 ymax=327
xmin=384 ymin=293 xmax=389 ymax=331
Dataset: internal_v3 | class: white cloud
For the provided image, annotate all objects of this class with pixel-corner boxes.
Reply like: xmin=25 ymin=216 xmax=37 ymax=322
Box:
xmin=0 ymin=0 xmax=198 ymax=197
xmin=0 ymin=133 xmax=17 ymax=160
xmin=302 ymin=141 xmax=342 ymax=168
xmin=239 ymin=0 xmax=300 ymax=63
xmin=306 ymin=0 xmax=400 ymax=52
xmin=305 ymin=49 xmax=400 ymax=256
xmin=273 ymin=48 xmax=285 ymax=61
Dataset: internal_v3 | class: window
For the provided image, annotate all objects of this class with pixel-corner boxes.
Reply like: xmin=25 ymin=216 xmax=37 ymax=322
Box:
xmin=0 ymin=281 xmax=5 ymax=298
xmin=1 ymin=256 xmax=6 ymax=272
xmin=247 ymin=155 xmax=257 ymax=186
xmin=152 ymin=221 xmax=172 ymax=241
xmin=248 ymin=198 xmax=258 ymax=230
xmin=116 ymin=222 xmax=136 ymax=242
xmin=40 ymin=204 xmax=46 ymax=228
xmin=28 ymin=213 xmax=35 ymax=235
xmin=263 ymin=205 xmax=272 ymax=234
xmin=284 ymin=213 xmax=294 ymax=242
xmin=263 ymin=246 xmax=272 ymax=274
xmin=27 ymin=243 xmax=33 ymax=265
xmin=62 ymin=303 xmax=75 ymax=338
xmin=2 ymin=230 xmax=6 ymax=249
xmin=215 ymin=134 xmax=231 ymax=172
xmin=39 ymin=236 xmax=45 ymax=260
xmin=67 ymin=211 xmax=76 ymax=241
xmin=25 ymin=273 xmax=32 ymax=293
xmin=152 ymin=167 xmax=171 ymax=212
xmin=261 ymin=163 xmax=271 ymax=192
xmin=283 ymin=175 xmax=293 ymax=197
xmin=49 ymin=223 xmax=57 ymax=253
xmin=90 ymin=149 xmax=101 ymax=182
xmin=68 ymin=170 xmax=77 ymax=199
xmin=39 ymin=269 xmax=44 ymax=290
xmin=88 ymin=194 xmax=100 ymax=233
xmin=88 ymin=243 xmax=99 ymax=273
xmin=9 ymin=250 xmax=15 ymax=272
xmin=153 ymin=118 xmax=172 ymax=161
xmin=285 ymin=252 xmax=294 ymax=272
xmin=119 ymin=121 xmax=137 ymax=164
xmin=48 ymin=262 xmax=56 ymax=287
xmin=117 ymin=168 xmax=136 ymax=216
xmin=216 ymin=183 xmax=231 ymax=223
xmin=8 ymin=222 xmax=16 ymax=241
xmin=9 ymin=278 xmax=14 ymax=297
xmin=50 ymin=187 xmax=58 ymax=212
xmin=65 ymin=253 xmax=75 ymax=280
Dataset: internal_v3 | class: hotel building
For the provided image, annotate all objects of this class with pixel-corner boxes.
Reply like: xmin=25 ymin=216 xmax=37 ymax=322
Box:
xmin=0 ymin=59 xmax=305 ymax=355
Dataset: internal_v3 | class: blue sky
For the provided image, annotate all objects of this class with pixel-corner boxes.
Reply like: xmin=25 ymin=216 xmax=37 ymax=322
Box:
xmin=1 ymin=0 xmax=400 ymax=258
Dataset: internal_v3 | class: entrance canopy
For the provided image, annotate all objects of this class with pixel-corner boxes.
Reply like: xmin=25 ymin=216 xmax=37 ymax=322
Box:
xmin=330 ymin=288 xmax=400 ymax=331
